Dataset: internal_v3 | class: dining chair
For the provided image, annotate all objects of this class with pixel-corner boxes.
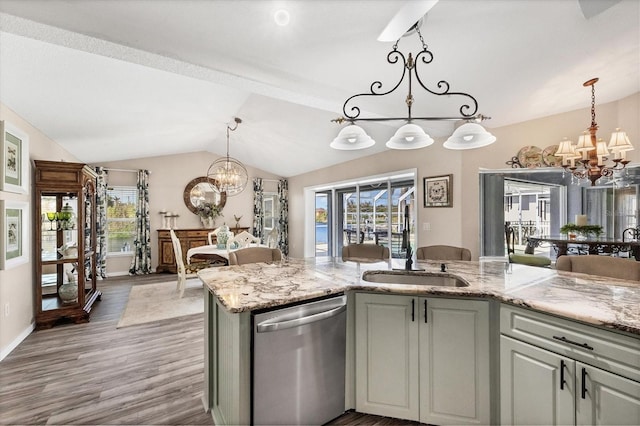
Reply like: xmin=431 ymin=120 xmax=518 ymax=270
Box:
xmin=170 ymin=229 xmax=208 ymax=297
xmin=622 ymin=226 xmax=640 ymax=242
xmin=227 ymin=230 xmax=261 ymax=251
xmin=342 ymin=243 xmax=390 ymax=263
xmin=416 ymin=245 xmax=472 ymax=261
xmin=207 ymin=226 xmax=223 ymax=245
xmin=266 ymin=228 xmax=279 ymax=248
xmin=228 ymin=247 xmax=282 ymax=265
xmin=505 ymin=223 xmax=551 ymax=267
xmin=555 ymin=255 xmax=640 ymax=280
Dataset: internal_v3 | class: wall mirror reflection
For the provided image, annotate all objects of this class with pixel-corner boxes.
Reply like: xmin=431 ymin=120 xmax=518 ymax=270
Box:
xmin=480 ymin=167 xmax=640 ymax=259
xmin=183 ymin=177 xmax=227 ymax=215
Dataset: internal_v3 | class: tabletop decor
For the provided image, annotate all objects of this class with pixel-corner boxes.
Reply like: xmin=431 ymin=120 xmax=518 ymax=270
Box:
xmin=559 ymin=223 xmax=603 ymax=239
xmin=196 ymin=201 xmax=222 ymax=228
xmin=424 ymin=174 xmax=452 ymax=207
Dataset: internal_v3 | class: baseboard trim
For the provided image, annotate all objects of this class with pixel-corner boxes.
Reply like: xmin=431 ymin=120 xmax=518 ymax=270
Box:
xmin=0 ymin=322 xmax=35 ymax=362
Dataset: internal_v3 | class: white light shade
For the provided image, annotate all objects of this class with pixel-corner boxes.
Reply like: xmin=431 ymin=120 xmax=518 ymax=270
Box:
xmin=608 ymin=128 xmax=633 ymax=152
xmin=443 ymin=123 xmax=496 ymax=150
xmin=575 ymin=131 xmax=594 ymax=152
xmin=385 ymin=123 xmax=434 ymax=150
xmin=330 ymin=125 xmax=375 ymax=150
xmin=556 ymin=138 xmax=581 ymax=158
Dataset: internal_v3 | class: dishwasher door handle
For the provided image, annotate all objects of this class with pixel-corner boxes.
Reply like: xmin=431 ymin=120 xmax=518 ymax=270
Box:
xmin=257 ymin=304 xmax=347 ymax=333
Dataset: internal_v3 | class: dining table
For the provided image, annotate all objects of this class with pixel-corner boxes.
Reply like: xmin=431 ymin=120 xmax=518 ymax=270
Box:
xmin=186 ymin=244 xmax=266 ymax=265
xmin=525 ymin=235 xmax=640 ymax=260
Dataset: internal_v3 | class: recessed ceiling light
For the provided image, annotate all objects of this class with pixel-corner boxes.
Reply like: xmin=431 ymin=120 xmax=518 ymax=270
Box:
xmin=273 ymin=9 xmax=290 ymax=26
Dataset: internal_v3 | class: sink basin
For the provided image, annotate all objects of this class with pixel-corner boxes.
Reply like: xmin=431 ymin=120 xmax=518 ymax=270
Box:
xmin=361 ymin=271 xmax=469 ymax=287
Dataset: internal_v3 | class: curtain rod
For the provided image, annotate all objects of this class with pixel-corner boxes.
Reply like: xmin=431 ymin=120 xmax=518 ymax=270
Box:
xmin=257 ymin=178 xmax=284 ymax=182
xmin=102 ymin=167 xmax=152 ymax=174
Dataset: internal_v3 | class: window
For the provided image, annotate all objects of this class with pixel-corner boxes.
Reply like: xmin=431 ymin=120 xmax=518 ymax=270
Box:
xmin=307 ymin=171 xmax=416 ymax=258
xmin=106 ymin=186 xmax=137 ymax=254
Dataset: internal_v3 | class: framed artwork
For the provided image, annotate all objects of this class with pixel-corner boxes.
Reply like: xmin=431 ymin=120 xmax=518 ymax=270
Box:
xmin=1 ymin=120 xmax=30 ymax=194
xmin=424 ymin=174 xmax=453 ymax=207
xmin=0 ymin=200 xmax=29 ymax=270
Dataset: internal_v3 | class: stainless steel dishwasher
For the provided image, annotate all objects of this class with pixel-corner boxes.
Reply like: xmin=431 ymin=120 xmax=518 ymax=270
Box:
xmin=252 ymin=294 xmax=347 ymax=425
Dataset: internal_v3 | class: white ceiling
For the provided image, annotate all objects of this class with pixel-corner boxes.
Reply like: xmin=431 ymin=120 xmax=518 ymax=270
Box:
xmin=0 ymin=0 xmax=638 ymax=177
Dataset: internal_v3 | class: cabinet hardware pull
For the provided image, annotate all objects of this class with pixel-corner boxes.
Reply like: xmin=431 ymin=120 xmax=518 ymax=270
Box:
xmin=560 ymin=359 xmax=566 ymax=390
xmin=552 ymin=335 xmax=594 ymax=350
xmin=581 ymin=367 xmax=588 ymax=399
xmin=411 ymin=299 xmax=415 ymax=322
xmin=424 ymin=299 xmax=428 ymax=323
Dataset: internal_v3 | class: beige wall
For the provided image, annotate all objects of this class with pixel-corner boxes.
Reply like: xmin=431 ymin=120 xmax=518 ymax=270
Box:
xmin=289 ymin=92 xmax=640 ymax=259
xmin=2 ymin=92 xmax=638 ymax=358
xmin=0 ymin=103 xmax=80 ymax=358
xmin=94 ymin=153 xmax=281 ymax=275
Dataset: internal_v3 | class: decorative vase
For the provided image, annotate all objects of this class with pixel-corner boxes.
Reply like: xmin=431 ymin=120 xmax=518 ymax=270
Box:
xmin=58 ymin=281 xmax=78 ymax=304
xmin=201 ymin=216 xmax=215 ymax=229
xmin=217 ymin=224 xmax=230 ymax=248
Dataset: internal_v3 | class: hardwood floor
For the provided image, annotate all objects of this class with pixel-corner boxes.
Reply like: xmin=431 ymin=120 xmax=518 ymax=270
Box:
xmin=0 ymin=274 xmax=425 ymax=426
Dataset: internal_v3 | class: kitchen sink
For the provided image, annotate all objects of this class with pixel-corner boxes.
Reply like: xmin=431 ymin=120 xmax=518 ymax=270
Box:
xmin=361 ymin=271 xmax=469 ymax=287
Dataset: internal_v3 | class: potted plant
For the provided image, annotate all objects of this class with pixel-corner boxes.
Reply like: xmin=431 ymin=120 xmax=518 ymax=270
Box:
xmin=559 ymin=223 xmax=603 ymax=239
xmin=196 ymin=201 xmax=222 ymax=228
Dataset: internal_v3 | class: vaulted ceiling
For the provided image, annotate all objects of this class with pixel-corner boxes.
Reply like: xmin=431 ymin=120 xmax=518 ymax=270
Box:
xmin=0 ymin=0 xmax=638 ymax=177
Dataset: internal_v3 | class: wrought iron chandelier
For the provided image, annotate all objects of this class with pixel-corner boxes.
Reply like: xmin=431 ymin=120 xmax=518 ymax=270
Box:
xmin=207 ymin=117 xmax=248 ymax=196
xmin=331 ymin=22 xmax=495 ymax=151
xmin=555 ymin=78 xmax=634 ymax=186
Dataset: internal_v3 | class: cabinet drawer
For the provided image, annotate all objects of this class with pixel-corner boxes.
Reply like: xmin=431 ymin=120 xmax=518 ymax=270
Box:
xmin=501 ymin=304 xmax=640 ymax=382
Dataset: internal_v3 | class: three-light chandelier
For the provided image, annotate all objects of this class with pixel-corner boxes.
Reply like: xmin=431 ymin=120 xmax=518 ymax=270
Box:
xmin=207 ymin=117 xmax=248 ymax=196
xmin=555 ymin=78 xmax=634 ymax=186
xmin=330 ymin=23 xmax=496 ymax=151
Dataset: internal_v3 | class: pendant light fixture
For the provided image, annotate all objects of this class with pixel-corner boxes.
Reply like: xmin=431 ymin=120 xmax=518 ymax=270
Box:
xmin=554 ymin=78 xmax=634 ymax=186
xmin=206 ymin=117 xmax=248 ymax=196
xmin=331 ymin=21 xmax=495 ymax=151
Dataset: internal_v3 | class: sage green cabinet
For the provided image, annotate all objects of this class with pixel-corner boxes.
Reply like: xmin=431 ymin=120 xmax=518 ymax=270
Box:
xmin=500 ymin=305 xmax=640 ymax=426
xmin=355 ymin=293 xmax=490 ymax=425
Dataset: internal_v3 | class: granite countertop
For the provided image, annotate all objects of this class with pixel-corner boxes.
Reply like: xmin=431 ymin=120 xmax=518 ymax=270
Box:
xmin=197 ymin=257 xmax=640 ymax=336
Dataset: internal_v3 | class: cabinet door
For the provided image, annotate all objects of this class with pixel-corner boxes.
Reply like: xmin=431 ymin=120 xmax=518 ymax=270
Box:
xmin=419 ymin=298 xmax=490 ymax=425
xmin=355 ymin=293 xmax=419 ymax=421
xmin=576 ymin=362 xmax=640 ymax=426
xmin=501 ymin=335 xmax=575 ymax=425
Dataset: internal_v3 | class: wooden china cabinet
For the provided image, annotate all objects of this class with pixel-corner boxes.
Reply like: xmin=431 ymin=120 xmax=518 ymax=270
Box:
xmin=156 ymin=227 xmax=249 ymax=273
xmin=34 ymin=160 xmax=101 ymax=329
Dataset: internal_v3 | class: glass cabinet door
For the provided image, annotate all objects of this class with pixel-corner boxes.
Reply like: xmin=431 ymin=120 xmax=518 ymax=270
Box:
xmin=39 ymin=194 xmax=81 ymax=310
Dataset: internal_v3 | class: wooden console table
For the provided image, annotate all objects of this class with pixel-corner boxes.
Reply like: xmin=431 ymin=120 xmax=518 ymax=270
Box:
xmin=157 ymin=227 xmax=249 ymax=273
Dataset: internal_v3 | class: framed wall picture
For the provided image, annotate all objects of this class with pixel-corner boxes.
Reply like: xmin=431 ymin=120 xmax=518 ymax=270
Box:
xmin=424 ymin=174 xmax=453 ymax=207
xmin=1 ymin=121 xmax=30 ymax=194
xmin=0 ymin=200 xmax=29 ymax=270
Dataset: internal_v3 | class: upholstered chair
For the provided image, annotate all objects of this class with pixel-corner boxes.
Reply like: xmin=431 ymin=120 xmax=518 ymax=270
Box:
xmin=505 ymin=222 xmax=551 ymax=267
xmin=228 ymin=247 xmax=283 ymax=266
xmin=416 ymin=245 xmax=472 ymax=261
xmin=555 ymin=255 xmax=640 ymax=280
xmin=342 ymin=244 xmax=390 ymax=263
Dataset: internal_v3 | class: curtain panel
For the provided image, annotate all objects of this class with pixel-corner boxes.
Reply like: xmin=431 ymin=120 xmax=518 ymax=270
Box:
xmin=278 ymin=179 xmax=289 ymax=256
xmin=253 ymin=178 xmax=264 ymax=241
xmin=129 ymin=170 xmax=152 ymax=275
xmin=94 ymin=166 xmax=108 ymax=278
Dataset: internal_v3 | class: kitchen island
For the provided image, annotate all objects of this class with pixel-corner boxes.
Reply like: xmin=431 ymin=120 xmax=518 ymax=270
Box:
xmin=198 ymin=257 xmax=640 ymax=425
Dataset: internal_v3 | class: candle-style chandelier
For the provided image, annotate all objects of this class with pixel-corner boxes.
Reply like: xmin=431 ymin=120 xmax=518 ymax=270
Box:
xmin=206 ymin=117 xmax=248 ymax=196
xmin=330 ymin=22 xmax=495 ymax=151
xmin=555 ymin=78 xmax=634 ymax=186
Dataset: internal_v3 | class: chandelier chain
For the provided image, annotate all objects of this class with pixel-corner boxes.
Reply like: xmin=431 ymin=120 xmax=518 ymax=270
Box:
xmin=591 ymin=83 xmax=597 ymax=127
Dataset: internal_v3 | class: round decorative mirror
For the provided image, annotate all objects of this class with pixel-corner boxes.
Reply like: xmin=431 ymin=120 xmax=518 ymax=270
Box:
xmin=183 ymin=177 xmax=227 ymax=214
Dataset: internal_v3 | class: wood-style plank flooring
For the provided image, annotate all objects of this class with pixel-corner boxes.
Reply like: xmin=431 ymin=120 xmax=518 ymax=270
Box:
xmin=0 ymin=274 xmax=425 ymax=426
